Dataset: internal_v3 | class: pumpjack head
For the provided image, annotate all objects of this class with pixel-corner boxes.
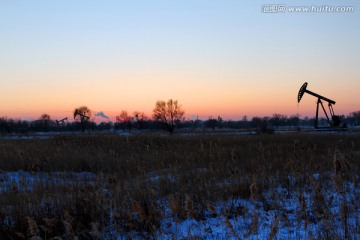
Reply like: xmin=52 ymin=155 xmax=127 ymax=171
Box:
xmin=74 ymin=109 xmax=78 ymax=119
xmin=298 ymin=82 xmax=308 ymax=103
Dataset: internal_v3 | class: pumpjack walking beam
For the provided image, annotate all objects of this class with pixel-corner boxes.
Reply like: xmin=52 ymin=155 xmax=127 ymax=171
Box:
xmin=298 ymin=82 xmax=335 ymax=105
xmin=74 ymin=110 xmax=90 ymax=120
xmin=298 ymin=82 xmax=342 ymax=129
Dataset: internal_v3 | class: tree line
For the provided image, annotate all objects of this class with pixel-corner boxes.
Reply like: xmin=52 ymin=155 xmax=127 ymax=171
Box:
xmin=1 ymin=99 xmax=360 ymax=135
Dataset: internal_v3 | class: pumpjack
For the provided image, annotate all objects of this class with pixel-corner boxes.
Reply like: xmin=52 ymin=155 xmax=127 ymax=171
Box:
xmin=74 ymin=110 xmax=90 ymax=121
xmin=297 ymin=82 xmax=346 ymax=130
xmin=56 ymin=117 xmax=68 ymax=127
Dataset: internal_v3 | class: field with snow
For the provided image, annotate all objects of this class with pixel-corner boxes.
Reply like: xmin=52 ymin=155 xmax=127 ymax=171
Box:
xmin=0 ymin=132 xmax=360 ymax=239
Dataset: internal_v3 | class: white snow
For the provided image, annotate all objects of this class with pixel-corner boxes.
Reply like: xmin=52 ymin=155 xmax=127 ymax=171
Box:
xmin=1 ymin=171 xmax=359 ymax=239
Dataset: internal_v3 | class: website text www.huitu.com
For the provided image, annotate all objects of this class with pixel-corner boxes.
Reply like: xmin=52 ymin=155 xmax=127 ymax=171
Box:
xmin=261 ymin=4 xmax=355 ymax=13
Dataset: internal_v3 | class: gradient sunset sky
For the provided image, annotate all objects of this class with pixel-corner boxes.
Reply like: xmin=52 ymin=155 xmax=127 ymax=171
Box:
xmin=1 ymin=0 xmax=359 ymax=122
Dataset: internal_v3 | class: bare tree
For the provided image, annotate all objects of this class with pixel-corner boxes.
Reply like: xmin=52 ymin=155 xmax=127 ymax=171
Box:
xmin=39 ymin=113 xmax=52 ymax=132
xmin=153 ymin=99 xmax=184 ymax=133
xmin=116 ymin=110 xmax=133 ymax=131
xmin=133 ymin=111 xmax=147 ymax=130
xmin=74 ymin=106 xmax=91 ymax=132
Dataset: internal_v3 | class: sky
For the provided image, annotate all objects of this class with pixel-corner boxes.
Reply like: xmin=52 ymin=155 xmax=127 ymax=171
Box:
xmin=1 ymin=0 xmax=359 ymax=122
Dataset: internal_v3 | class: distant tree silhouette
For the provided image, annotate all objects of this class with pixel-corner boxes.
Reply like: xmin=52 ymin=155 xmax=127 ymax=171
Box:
xmin=217 ymin=116 xmax=223 ymax=129
xmin=38 ymin=113 xmax=52 ymax=132
xmin=0 ymin=117 xmax=14 ymax=135
xmin=269 ymin=114 xmax=287 ymax=127
xmin=250 ymin=116 xmax=273 ymax=134
xmin=241 ymin=115 xmax=249 ymax=128
xmin=205 ymin=117 xmax=218 ymax=131
xmin=153 ymin=99 xmax=184 ymax=133
xmin=288 ymin=114 xmax=300 ymax=127
xmin=116 ymin=110 xmax=133 ymax=131
xmin=74 ymin=106 xmax=91 ymax=132
xmin=98 ymin=121 xmax=113 ymax=131
xmin=133 ymin=111 xmax=147 ymax=130
xmin=349 ymin=110 xmax=360 ymax=126
xmin=204 ymin=116 xmax=223 ymax=130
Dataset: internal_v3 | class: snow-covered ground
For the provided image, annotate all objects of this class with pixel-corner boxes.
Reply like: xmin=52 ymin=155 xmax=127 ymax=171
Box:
xmin=153 ymin=188 xmax=359 ymax=239
xmin=1 ymin=171 xmax=359 ymax=239
xmin=121 ymin=180 xmax=360 ymax=239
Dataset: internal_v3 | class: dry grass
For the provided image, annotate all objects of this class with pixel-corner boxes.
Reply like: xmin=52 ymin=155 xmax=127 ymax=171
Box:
xmin=0 ymin=133 xmax=359 ymax=238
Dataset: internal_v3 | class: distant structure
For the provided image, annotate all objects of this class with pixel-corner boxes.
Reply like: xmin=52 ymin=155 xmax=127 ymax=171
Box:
xmin=74 ymin=108 xmax=91 ymax=132
xmin=297 ymin=82 xmax=346 ymax=130
xmin=56 ymin=117 xmax=68 ymax=127
xmin=74 ymin=110 xmax=90 ymax=121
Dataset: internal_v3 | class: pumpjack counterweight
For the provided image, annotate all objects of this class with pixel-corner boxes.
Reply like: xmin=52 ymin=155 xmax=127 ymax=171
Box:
xmin=297 ymin=82 xmax=345 ymax=129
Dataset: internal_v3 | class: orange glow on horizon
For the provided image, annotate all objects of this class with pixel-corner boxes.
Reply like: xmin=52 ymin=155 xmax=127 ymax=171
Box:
xmin=1 ymin=99 xmax=356 ymax=122
xmin=1 ymin=74 xmax=359 ymax=121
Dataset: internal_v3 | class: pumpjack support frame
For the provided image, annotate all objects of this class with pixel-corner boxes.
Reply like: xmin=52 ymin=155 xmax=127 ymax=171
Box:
xmin=297 ymin=82 xmax=345 ymax=129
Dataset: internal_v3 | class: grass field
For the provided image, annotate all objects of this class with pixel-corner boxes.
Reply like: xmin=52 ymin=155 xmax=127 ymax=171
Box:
xmin=0 ymin=132 xmax=359 ymax=239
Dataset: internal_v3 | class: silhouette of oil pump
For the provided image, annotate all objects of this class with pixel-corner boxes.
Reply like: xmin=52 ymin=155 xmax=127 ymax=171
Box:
xmin=56 ymin=117 xmax=68 ymax=127
xmin=74 ymin=109 xmax=90 ymax=132
xmin=74 ymin=110 xmax=90 ymax=121
xmin=297 ymin=82 xmax=344 ymax=129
